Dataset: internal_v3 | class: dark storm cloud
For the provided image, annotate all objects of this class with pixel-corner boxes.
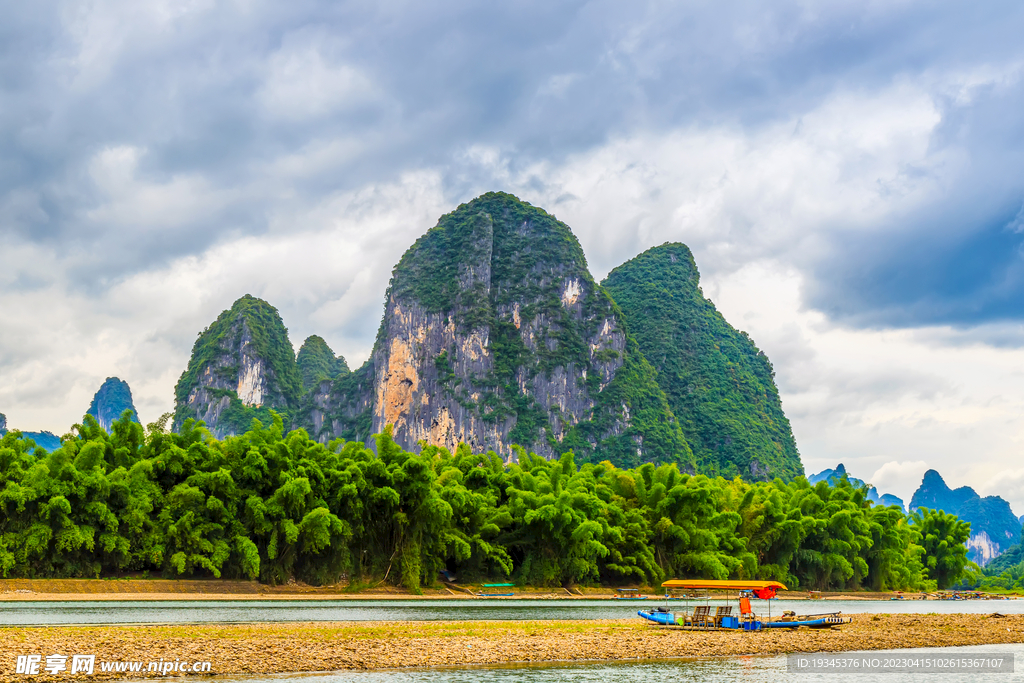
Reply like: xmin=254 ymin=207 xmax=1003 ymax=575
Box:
xmin=3 ymin=0 xmax=1024 ymax=330
xmin=805 ymin=77 xmax=1024 ymax=328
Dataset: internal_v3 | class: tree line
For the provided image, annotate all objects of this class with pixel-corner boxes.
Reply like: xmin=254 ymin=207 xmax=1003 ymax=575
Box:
xmin=0 ymin=411 xmax=971 ymax=591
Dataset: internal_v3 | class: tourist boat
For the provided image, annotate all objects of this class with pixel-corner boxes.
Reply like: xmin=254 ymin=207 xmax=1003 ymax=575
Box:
xmin=637 ymin=579 xmax=851 ymax=630
xmin=478 ymin=583 xmax=515 ymax=597
xmin=614 ymin=588 xmax=648 ymax=600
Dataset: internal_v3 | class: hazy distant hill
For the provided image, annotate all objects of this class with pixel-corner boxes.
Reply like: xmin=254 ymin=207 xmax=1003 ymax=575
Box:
xmin=86 ymin=377 xmax=139 ymax=432
xmin=910 ymin=469 xmax=1020 ymax=566
xmin=808 ymin=463 xmax=905 ymax=510
xmin=0 ymin=413 xmax=61 ymax=451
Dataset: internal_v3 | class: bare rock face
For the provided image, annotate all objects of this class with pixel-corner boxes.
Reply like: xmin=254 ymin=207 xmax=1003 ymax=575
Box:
xmin=302 ymin=192 xmax=693 ymax=468
xmin=173 ymin=295 xmax=303 ymax=438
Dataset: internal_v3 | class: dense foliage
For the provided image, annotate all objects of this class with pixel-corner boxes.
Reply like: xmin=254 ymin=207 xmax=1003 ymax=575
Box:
xmin=0 ymin=413 xmax=965 ymax=592
xmin=602 ymin=243 xmax=802 ymax=481
xmin=296 ymin=335 xmax=349 ymax=391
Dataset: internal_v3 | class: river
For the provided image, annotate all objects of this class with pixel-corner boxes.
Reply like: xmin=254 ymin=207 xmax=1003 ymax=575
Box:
xmin=206 ymin=644 xmax=1023 ymax=683
xmin=1 ymin=597 xmax=1020 ymax=626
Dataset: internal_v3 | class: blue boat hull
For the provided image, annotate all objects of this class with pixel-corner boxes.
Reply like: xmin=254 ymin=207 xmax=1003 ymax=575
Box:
xmin=638 ymin=610 xmax=675 ymax=625
xmin=639 ymin=610 xmax=848 ymax=629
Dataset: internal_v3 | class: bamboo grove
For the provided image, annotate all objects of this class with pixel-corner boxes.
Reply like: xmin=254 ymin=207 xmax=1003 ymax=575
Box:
xmin=0 ymin=412 xmax=971 ymax=591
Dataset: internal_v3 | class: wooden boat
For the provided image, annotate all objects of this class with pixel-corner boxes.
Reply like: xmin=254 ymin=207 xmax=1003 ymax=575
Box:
xmin=760 ymin=613 xmax=852 ymax=629
xmin=638 ymin=579 xmax=850 ymax=631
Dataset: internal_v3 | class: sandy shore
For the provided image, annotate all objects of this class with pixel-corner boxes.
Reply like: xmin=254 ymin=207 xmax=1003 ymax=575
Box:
xmin=2 ymin=614 xmax=1023 ymax=681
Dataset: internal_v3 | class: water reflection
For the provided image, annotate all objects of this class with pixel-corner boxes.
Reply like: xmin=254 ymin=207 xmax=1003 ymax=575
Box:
xmin=207 ymin=644 xmax=1023 ymax=683
xmin=1 ymin=598 xmax=1022 ymax=626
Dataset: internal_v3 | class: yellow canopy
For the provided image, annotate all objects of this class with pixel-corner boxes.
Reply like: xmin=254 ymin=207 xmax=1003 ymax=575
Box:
xmin=661 ymin=579 xmax=788 ymax=591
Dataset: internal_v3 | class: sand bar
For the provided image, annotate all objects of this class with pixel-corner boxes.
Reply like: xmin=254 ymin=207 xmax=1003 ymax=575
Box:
xmin=2 ymin=614 xmax=1024 ymax=681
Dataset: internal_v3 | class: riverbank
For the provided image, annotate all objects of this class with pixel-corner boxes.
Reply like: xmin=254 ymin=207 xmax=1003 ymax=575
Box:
xmin=2 ymin=614 xmax=1023 ymax=681
xmin=0 ymin=579 xmax=954 ymax=601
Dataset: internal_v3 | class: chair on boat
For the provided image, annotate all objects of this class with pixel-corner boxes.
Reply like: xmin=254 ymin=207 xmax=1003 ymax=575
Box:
xmin=714 ymin=605 xmax=732 ymax=626
xmin=739 ymin=596 xmax=755 ymax=624
xmin=691 ymin=605 xmax=712 ymax=629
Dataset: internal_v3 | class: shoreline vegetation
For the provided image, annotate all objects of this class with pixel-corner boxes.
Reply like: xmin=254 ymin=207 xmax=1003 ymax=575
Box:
xmin=0 ymin=415 xmax=974 ymax=594
xmin=2 ymin=615 xmax=1024 ymax=681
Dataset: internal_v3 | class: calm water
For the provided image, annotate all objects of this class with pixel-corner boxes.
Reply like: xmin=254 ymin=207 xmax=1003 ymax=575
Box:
xmin=205 ymin=644 xmax=1024 ymax=683
xmin=1 ymin=597 xmax=1021 ymax=626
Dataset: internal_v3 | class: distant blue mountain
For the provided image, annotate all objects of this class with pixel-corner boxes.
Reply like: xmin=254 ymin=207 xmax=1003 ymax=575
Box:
xmin=86 ymin=377 xmax=138 ymax=432
xmin=910 ymin=469 xmax=1021 ymax=567
xmin=0 ymin=377 xmax=137 ymax=454
xmin=808 ymin=463 xmax=906 ymax=511
xmin=0 ymin=415 xmax=62 ymax=452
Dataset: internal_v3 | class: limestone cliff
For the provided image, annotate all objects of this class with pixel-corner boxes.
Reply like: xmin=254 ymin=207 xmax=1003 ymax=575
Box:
xmin=173 ymin=295 xmax=303 ymax=438
xmin=85 ymin=377 xmax=138 ymax=432
xmin=603 ymin=243 xmax=803 ymax=481
xmin=302 ymin=192 xmax=693 ymax=468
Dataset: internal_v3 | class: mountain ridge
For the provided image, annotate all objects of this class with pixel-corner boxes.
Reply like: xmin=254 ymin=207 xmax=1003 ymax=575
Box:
xmin=910 ymin=469 xmax=1020 ymax=566
xmin=603 ymin=243 xmax=802 ymax=480
xmin=808 ymin=463 xmax=905 ymax=510
xmin=174 ymin=192 xmax=802 ymax=478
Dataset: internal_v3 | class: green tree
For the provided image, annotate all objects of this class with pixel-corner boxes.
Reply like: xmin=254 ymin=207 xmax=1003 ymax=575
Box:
xmin=913 ymin=508 xmax=971 ymax=589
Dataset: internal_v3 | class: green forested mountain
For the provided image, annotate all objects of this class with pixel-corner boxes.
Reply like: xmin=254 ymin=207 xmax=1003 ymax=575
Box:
xmin=175 ymin=195 xmax=805 ymax=479
xmin=0 ymin=413 xmax=960 ymax=591
xmin=173 ymin=295 xmax=303 ymax=438
xmin=304 ymin=192 xmax=692 ymax=469
xmin=602 ymin=243 xmax=802 ymax=481
xmin=296 ymin=335 xmax=349 ymax=391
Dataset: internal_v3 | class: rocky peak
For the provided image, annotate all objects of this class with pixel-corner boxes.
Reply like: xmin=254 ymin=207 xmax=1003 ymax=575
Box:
xmin=0 ymin=413 xmax=6 ymax=433
xmin=86 ymin=377 xmax=138 ymax=432
xmin=602 ymin=242 xmax=802 ymax=481
xmin=303 ymin=192 xmax=693 ymax=468
xmin=173 ymin=294 xmax=302 ymax=438
xmin=910 ymin=469 xmax=1021 ymax=566
xmin=297 ymin=335 xmax=349 ymax=391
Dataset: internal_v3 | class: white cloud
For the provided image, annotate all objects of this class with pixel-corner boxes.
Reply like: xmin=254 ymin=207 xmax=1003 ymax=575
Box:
xmin=869 ymin=461 xmax=931 ymax=504
xmin=258 ymin=38 xmax=379 ymax=122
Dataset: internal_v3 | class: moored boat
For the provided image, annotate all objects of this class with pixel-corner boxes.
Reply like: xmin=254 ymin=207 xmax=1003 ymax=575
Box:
xmin=638 ymin=579 xmax=850 ymax=631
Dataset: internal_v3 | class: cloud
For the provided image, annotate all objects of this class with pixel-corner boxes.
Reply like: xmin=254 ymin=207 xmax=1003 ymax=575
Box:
xmin=3 ymin=0 xmax=1024 ymax=512
xmin=869 ymin=460 xmax=930 ymax=504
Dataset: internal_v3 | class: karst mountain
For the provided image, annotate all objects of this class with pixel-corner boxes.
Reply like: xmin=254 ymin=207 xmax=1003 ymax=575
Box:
xmin=172 ymin=192 xmax=803 ymax=479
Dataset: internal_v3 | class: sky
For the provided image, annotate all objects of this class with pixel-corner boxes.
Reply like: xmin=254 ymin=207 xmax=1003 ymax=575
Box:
xmin=3 ymin=0 xmax=1024 ymax=510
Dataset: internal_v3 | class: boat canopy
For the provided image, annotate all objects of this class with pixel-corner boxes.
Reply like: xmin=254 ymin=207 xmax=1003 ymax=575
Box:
xmin=661 ymin=579 xmax=788 ymax=591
